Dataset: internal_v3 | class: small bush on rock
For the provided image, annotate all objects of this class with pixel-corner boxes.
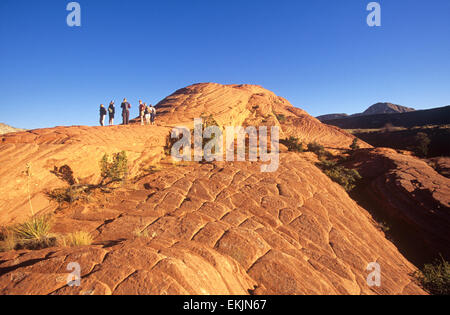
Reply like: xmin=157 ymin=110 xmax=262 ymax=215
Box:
xmin=415 ymin=256 xmax=450 ymax=295
xmin=100 ymin=151 xmax=129 ymax=185
xmin=281 ymin=137 xmax=304 ymax=153
xmin=60 ymin=231 xmax=93 ymax=247
xmin=308 ymin=142 xmax=327 ymax=158
xmin=319 ymin=160 xmax=362 ymax=192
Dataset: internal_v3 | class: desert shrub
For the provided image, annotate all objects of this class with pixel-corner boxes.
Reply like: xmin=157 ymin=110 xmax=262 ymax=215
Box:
xmin=376 ymin=221 xmax=391 ymax=234
xmin=6 ymin=215 xmax=56 ymax=250
xmin=61 ymin=231 xmax=93 ymax=247
xmin=0 ymin=229 xmax=17 ymax=252
xmin=280 ymin=136 xmax=304 ymax=152
xmin=319 ymin=160 xmax=362 ymax=192
xmin=274 ymin=113 xmax=286 ymax=123
xmin=415 ymin=256 xmax=450 ymax=295
xmin=99 ymin=151 xmax=129 ymax=185
xmin=201 ymin=114 xmax=219 ymax=129
xmin=350 ymin=138 xmax=360 ymax=151
xmin=48 ymin=152 xmax=128 ymax=207
xmin=10 ymin=215 xmax=52 ymax=241
xmin=165 ymin=115 xmax=220 ymax=160
xmin=165 ymin=132 xmax=181 ymax=156
xmin=308 ymin=142 xmax=327 ymax=158
xmin=200 ymin=114 xmax=221 ymax=153
xmin=414 ymin=132 xmax=431 ymax=157
xmin=47 ymin=185 xmax=88 ymax=204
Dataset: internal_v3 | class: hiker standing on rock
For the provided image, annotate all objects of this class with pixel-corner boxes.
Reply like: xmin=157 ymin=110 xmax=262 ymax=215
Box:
xmin=99 ymin=104 xmax=107 ymax=126
xmin=150 ymin=105 xmax=156 ymax=125
xmin=121 ymin=98 xmax=131 ymax=125
xmin=108 ymin=101 xmax=115 ymax=126
xmin=144 ymin=103 xmax=151 ymax=125
xmin=139 ymin=100 xmax=145 ymax=125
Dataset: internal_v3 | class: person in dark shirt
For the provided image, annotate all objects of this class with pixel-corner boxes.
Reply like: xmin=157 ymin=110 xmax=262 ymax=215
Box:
xmin=150 ymin=105 xmax=156 ymax=125
xmin=108 ymin=101 xmax=115 ymax=125
xmin=99 ymin=104 xmax=107 ymax=126
xmin=121 ymin=98 xmax=131 ymax=125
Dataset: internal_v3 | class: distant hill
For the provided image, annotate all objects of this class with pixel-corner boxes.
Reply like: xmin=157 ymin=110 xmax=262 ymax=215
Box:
xmin=317 ymin=102 xmax=415 ymax=122
xmin=362 ymin=102 xmax=415 ymax=115
xmin=321 ymin=106 xmax=450 ymax=129
xmin=0 ymin=123 xmax=24 ymax=135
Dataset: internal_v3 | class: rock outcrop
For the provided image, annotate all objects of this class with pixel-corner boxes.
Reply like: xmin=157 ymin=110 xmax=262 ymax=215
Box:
xmin=347 ymin=148 xmax=450 ymax=264
xmin=0 ymin=125 xmax=170 ymax=226
xmin=0 ymin=154 xmax=425 ymax=295
xmin=0 ymin=123 xmax=24 ymax=135
xmin=153 ymin=83 xmax=368 ymax=150
xmin=0 ymin=83 xmax=430 ymax=295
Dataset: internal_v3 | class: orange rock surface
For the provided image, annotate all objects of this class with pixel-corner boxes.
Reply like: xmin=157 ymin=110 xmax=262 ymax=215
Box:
xmin=0 ymin=83 xmax=428 ymax=295
xmin=152 ymin=83 xmax=369 ymax=150
xmin=348 ymin=148 xmax=450 ymax=263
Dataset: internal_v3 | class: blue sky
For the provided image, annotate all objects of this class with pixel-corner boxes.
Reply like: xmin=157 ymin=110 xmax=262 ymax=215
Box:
xmin=0 ymin=0 xmax=449 ymax=129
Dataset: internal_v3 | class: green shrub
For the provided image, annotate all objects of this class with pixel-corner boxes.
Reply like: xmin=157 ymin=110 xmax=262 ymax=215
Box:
xmin=201 ymin=114 xmax=219 ymax=129
xmin=274 ymin=112 xmax=286 ymax=123
xmin=319 ymin=160 xmax=362 ymax=192
xmin=308 ymin=142 xmax=327 ymax=158
xmin=5 ymin=215 xmax=56 ymax=250
xmin=10 ymin=215 xmax=52 ymax=240
xmin=350 ymin=138 xmax=360 ymax=151
xmin=414 ymin=132 xmax=431 ymax=157
xmin=415 ymin=256 xmax=450 ymax=295
xmin=48 ymin=152 xmax=128 ymax=207
xmin=100 ymin=151 xmax=129 ymax=185
xmin=165 ymin=132 xmax=182 ymax=156
xmin=280 ymin=136 xmax=304 ymax=152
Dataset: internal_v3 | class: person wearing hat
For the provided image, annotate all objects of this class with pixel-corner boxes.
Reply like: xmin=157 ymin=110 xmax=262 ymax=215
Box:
xmin=108 ymin=101 xmax=115 ymax=125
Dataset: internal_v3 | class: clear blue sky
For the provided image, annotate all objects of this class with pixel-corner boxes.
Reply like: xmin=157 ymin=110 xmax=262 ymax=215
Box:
xmin=1 ymin=0 xmax=449 ymax=129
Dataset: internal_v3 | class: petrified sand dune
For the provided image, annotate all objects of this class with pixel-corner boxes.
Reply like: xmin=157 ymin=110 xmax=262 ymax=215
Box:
xmin=0 ymin=155 xmax=425 ymax=295
xmin=0 ymin=125 xmax=170 ymax=226
xmin=153 ymin=83 xmax=368 ymax=150
xmin=0 ymin=83 xmax=428 ymax=295
xmin=348 ymin=148 xmax=450 ymax=263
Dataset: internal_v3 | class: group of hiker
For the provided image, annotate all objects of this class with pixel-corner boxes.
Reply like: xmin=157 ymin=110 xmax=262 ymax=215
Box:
xmin=99 ymin=99 xmax=157 ymax=126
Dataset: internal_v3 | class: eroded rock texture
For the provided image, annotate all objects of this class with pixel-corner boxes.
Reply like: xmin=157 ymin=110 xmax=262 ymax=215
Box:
xmin=348 ymin=148 xmax=450 ymax=264
xmin=0 ymin=155 xmax=425 ymax=295
xmin=0 ymin=83 xmax=432 ymax=295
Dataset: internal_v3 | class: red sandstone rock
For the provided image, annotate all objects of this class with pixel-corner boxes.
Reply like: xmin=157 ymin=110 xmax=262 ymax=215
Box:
xmin=0 ymin=84 xmax=428 ymax=295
